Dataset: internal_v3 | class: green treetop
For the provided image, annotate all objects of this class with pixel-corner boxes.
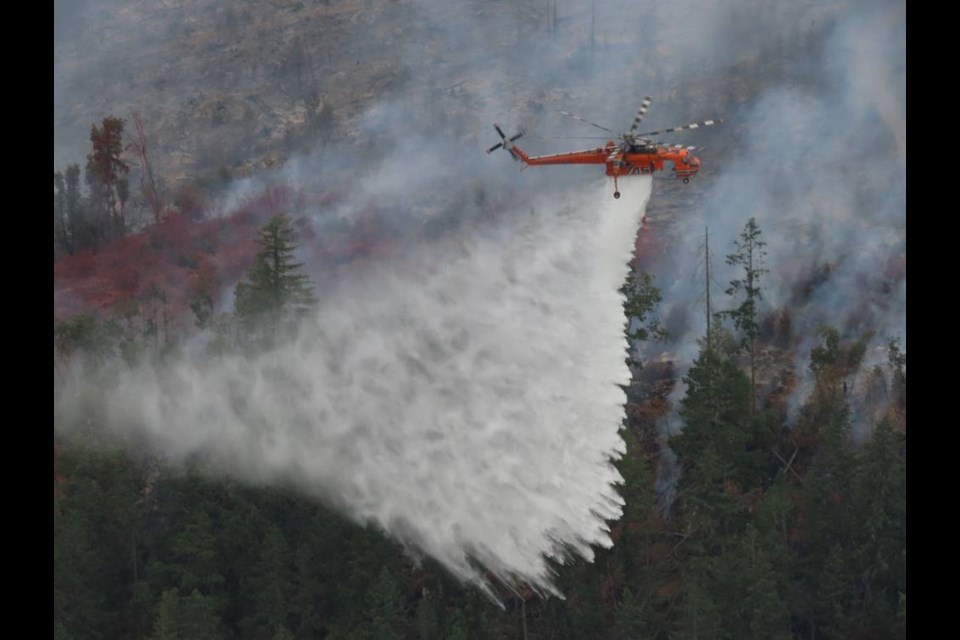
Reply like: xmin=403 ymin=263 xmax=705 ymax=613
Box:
xmin=719 ymin=217 xmax=768 ymax=414
xmin=234 ymin=214 xmax=317 ymax=343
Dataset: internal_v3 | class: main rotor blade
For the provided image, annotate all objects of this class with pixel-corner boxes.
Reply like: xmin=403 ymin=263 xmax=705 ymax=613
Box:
xmin=628 ymin=96 xmax=653 ymax=133
xmin=494 ymin=124 xmax=507 ymax=139
xmin=509 ymin=132 xmax=524 ymax=142
xmin=634 ymin=118 xmax=722 ymax=138
xmin=486 ymin=142 xmax=504 ymax=154
xmin=527 ymin=135 xmax=610 ymax=140
xmin=555 ymin=108 xmax=616 ymax=134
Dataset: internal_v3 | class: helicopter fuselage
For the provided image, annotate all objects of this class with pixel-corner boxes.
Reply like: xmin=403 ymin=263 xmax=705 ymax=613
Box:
xmin=510 ymin=140 xmax=702 ymax=182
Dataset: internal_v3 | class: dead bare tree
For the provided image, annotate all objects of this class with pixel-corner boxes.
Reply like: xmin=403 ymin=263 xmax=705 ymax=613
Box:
xmin=130 ymin=112 xmax=163 ymax=223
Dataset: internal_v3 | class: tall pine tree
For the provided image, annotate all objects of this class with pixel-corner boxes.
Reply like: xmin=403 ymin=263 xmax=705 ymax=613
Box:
xmin=234 ymin=214 xmax=317 ymax=344
xmin=86 ymin=116 xmax=130 ymax=239
xmin=719 ymin=217 xmax=767 ymax=414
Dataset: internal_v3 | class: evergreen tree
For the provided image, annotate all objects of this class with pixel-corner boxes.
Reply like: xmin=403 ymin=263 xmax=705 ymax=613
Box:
xmin=53 ymin=164 xmax=91 ymax=253
xmin=887 ymin=337 xmax=906 ymax=419
xmin=178 ymin=589 xmax=222 ymax=640
xmin=809 ymin=544 xmax=856 ymax=640
xmin=234 ymin=214 xmax=317 ymax=344
xmin=798 ymin=326 xmax=873 ymax=452
xmin=149 ymin=588 xmax=222 ymax=640
xmin=55 ymin=475 xmax=111 ymax=638
xmin=54 ymin=446 xmax=149 ymax=639
xmin=894 ymin=592 xmax=906 ymax=638
xmin=620 ymin=269 xmax=666 ymax=369
xmin=168 ymin=508 xmax=225 ymax=594
xmin=677 ymin=526 xmax=791 ymax=640
xmin=676 ymin=570 xmax=723 ymax=640
xmin=327 ymin=566 xmax=404 ymax=640
xmin=443 ymin=610 xmax=470 ymax=640
xmin=150 ymin=589 xmax=182 ymax=640
xmin=240 ymin=525 xmax=294 ymax=639
xmin=850 ymin=417 xmax=906 ymax=631
xmin=612 ymin=588 xmax=645 ymax=640
xmin=415 ymin=592 xmax=442 ymax=640
xmin=887 ymin=338 xmax=906 ymax=391
xmin=65 ymin=165 xmax=91 ymax=250
xmin=64 ymin=164 xmax=83 ymax=224
xmin=291 ymin=542 xmax=327 ymax=639
xmin=86 ymin=116 xmax=130 ymax=239
xmin=55 ymin=171 xmax=70 ymax=253
xmin=719 ymin=217 xmax=767 ymax=413
xmin=792 ymin=329 xmax=866 ymax=639
xmin=360 ymin=566 xmax=404 ymax=640
xmin=672 ymin=339 xmax=769 ymax=536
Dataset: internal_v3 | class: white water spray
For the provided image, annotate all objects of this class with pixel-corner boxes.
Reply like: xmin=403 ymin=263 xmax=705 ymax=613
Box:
xmin=67 ymin=177 xmax=653 ymax=596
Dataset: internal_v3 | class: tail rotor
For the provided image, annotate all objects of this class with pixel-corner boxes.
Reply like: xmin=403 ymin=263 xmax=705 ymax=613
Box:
xmin=487 ymin=124 xmax=525 ymax=161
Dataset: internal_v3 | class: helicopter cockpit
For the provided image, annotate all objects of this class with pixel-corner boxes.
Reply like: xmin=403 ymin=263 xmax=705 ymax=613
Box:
xmin=623 ymin=138 xmax=658 ymax=154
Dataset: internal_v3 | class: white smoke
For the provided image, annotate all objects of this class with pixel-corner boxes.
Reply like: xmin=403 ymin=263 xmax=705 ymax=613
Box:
xmin=62 ymin=176 xmax=652 ymax=598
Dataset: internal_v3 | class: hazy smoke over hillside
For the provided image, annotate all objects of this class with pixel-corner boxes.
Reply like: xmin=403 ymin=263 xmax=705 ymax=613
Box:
xmin=60 ymin=179 xmax=652 ymax=597
xmin=640 ymin=0 xmax=905 ymax=420
xmin=55 ymin=0 xmax=904 ymax=592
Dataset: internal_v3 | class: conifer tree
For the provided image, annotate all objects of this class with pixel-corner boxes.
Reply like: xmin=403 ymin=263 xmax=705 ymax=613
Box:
xmin=150 ymin=589 xmax=181 ymax=640
xmin=53 ymin=164 xmax=89 ymax=253
xmin=64 ymin=165 xmax=88 ymax=250
xmin=887 ymin=337 xmax=906 ymax=416
xmin=620 ymin=269 xmax=666 ymax=369
xmin=234 ymin=214 xmax=317 ymax=344
xmin=54 ymin=171 xmax=70 ymax=253
xmin=242 ymin=525 xmax=294 ymax=639
xmin=149 ymin=588 xmax=221 ymax=640
xmin=87 ymin=116 xmax=130 ymax=239
xmin=720 ymin=217 xmax=767 ymax=413
xmin=852 ymin=417 xmax=905 ymax=628
xmin=416 ymin=592 xmax=442 ymax=640
xmin=672 ymin=351 xmax=753 ymax=538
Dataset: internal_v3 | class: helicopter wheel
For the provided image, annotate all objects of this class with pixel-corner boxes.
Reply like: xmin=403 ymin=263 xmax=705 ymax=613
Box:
xmin=613 ymin=191 xmax=621 ymax=199
xmin=683 ymin=178 xmax=690 ymax=184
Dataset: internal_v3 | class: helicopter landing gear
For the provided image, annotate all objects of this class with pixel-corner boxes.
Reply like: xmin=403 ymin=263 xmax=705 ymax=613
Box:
xmin=683 ymin=177 xmax=690 ymax=184
xmin=614 ymin=191 xmax=621 ymax=199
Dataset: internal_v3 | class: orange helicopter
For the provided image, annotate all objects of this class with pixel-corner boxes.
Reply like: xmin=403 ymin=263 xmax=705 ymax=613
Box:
xmin=487 ymin=97 xmax=722 ymax=198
